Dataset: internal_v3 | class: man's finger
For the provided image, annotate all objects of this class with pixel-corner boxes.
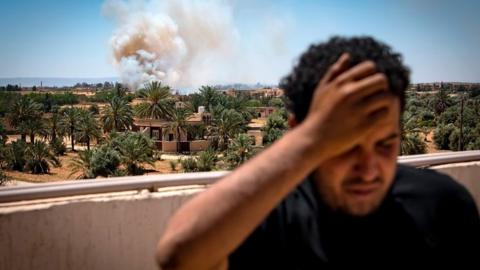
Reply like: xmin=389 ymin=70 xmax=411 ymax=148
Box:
xmin=319 ymin=53 xmax=350 ymax=85
xmin=335 ymin=60 xmax=377 ymax=85
xmin=348 ymin=73 xmax=388 ymax=102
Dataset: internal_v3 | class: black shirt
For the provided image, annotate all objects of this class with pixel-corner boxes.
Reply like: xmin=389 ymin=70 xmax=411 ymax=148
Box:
xmin=229 ymin=165 xmax=480 ymax=269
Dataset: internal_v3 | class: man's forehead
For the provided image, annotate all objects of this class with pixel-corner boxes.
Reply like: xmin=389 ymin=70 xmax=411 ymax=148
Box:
xmin=365 ymin=99 xmax=401 ymax=142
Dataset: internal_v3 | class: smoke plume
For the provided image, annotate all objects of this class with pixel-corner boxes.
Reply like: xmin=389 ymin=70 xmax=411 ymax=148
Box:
xmin=103 ymin=0 xmax=290 ymax=90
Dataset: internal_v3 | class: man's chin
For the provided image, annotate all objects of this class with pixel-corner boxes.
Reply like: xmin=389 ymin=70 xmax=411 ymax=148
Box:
xmin=342 ymin=199 xmax=382 ymax=217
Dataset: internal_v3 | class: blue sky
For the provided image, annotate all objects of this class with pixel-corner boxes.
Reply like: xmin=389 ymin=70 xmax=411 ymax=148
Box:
xmin=0 ymin=0 xmax=479 ymax=84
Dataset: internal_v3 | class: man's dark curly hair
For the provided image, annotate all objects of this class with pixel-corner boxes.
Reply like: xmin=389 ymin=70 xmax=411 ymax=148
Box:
xmin=279 ymin=36 xmax=410 ymax=123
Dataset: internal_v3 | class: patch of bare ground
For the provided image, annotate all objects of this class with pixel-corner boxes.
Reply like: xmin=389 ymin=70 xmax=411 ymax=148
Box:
xmin=423 ymin=130 xmax=451 ymax=154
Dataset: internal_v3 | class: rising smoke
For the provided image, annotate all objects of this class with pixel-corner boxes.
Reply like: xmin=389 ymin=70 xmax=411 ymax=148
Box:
xmin=103 ymin=0 xmax=291 ymax=91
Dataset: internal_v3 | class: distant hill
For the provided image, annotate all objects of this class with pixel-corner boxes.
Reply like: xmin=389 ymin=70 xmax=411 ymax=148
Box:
xmin=0 ymin=77 xmax=119 ymax=87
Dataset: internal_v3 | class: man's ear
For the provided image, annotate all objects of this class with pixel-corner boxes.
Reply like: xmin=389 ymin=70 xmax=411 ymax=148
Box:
xmin=288 ymin=114 xmax=298 ymax=128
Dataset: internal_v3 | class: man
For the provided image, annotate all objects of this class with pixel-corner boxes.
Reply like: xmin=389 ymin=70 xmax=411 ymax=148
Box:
xmin=156 ymin=36 xmax=480 ymax=269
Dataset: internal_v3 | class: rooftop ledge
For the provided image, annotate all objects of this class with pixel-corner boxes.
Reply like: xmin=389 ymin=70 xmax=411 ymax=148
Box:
xmin=1 ymin=151 xmax=480 ymax=270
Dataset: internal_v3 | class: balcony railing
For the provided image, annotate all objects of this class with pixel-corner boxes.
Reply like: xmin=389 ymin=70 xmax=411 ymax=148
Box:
xmin=1 ymin=151 xmax=479 ymax=203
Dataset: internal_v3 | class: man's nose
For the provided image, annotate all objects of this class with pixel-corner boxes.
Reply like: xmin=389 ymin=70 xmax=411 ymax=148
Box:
xmin=353 ymin=149 xmax=380 ymax=182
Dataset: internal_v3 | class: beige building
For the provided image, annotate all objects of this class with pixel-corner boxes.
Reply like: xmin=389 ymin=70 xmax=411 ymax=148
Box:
xmin=132 ymin=112 xmax=210 ymax=153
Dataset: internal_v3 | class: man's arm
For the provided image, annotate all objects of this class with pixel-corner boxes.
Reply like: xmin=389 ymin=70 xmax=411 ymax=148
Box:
xmin=156 ymin=54 xmax=392 ymax=270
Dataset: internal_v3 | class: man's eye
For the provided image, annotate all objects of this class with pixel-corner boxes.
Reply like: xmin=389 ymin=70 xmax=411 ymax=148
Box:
xmin=376 ymin=143 xmax=394 ymax=154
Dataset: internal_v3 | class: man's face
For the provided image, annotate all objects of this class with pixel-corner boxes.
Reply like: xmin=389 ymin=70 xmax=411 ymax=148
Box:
xmin=312 ymin=98 xmax=401 ymax=217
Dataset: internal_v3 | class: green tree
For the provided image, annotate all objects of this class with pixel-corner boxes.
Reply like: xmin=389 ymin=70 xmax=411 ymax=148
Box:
xmin=400 ymin=133 xmax=427 ymax=155
xmin=0 ymin=122 xmax=7 ymax=145
xmin=50 ymin=137 xmax=67 ymax=156
xmin=76 ymin=110 xmax=101 ymax=151
xmin=68 ymin=150 xmax=95 ymax=179
xmin=268 ymin=97 xmax=285 ymax=108
xmin=45 ymin=107 xmax=65 ymax=143
xmin=188 ymin=93 xmax=204 ymax=113
xmin=433 ymin=88 xmax=452 ymax=116
xmin=90 ymin=145 xmax=121 ymax=177
xmin=135 ymin=81 xmax=174 ymax=138
xmin=24 ymin=118 xmax=45 ymax=143
xmin=198 ymin=85 xmax=222 ymax=112
xmin=186 ymin=124 xmax=207 ymax=140
xmin=114 ymin=132 xmax=155 ymax=175
xmin=164 ymin=108 xmax=193 ymax=153
xmin=3 ymin=140 xmax=27 ymax=171
xmin=59 ymin=107 xmax=81 ymax=151
xmin=209 ymin=108 xmax=246 ymax=150
xmin=262 ymin=112 xmax=287 ymax=145
xmin=101 ymin=96 xmax=133 ymax=133
xmin=224 ymin=134 xmax=254 ymax=169
xmin=24 ymin=140 xmax=60 ymax=174
xmin=224 ymin=94 xmax=253 ymax=122
xmin=433 ymin=123 xmax=456 ymax=150
xmin=7 ymin=96 xmax=42 ymax=142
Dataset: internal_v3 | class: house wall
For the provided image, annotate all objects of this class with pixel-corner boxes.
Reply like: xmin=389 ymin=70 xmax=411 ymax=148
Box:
xmin=190 ymin=140 xmax=210 ymax=152
xmin=247 ymin=130 xmax=263 ymax=146
xmin=162 ymin=141 xmax=177 ymax=152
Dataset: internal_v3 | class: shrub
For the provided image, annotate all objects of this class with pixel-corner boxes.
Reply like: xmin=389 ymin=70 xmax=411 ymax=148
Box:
xmin=197 ymin=149 xmax=217 ymax=172
xmin=433 ymin=123 xmax=456 ymax=150
xmin=4 ymin=140 xmax=27 ymax=171
xmin=0 ymin=168 xmax=8 ymax=186
xmin=169 ymin=160 xmax=177 ymax=172
xmin=180 ymin=157 xmax=198 ymax=172
xmin=24 ymin=140 xmax=60 ymax=174
xmin=50 ymin=138 xmax=66 ymax=156
xmin=110 ymin=132 xmax=155 ymax=175
xmin=90 ymin=145 xmax=121 ymax=177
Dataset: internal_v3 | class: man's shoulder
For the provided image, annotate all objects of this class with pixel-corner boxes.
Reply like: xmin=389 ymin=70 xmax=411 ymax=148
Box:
xmin=392 ymin=164 xmax=478 ymax=227
xmin=393 ymin=164 xmax=480 ymax=256
xmin=393 ymin=164 xmax=472 ymax=201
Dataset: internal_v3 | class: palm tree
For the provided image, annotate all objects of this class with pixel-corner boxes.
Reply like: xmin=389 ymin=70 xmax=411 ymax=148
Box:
xmin=115 ymin=132 xmax=155 ymax=175
xmin=198 ymin=85 xmax=221 ymax=112
xmin=24 ymin=118 xmax=45 ymax=143
xmin=24 ymin=140 xmax=60 ymax=174
xmin=225 ymin=134 xmax=254 ymax=169
xmin=76 ymin=110 xmax=101 ymax=151
xmin=225 ymin=94 xmax=253 ymax=121
xmin=208 ymin=108 xmax=245 ymax=150
xmin=101 ymin=96 xmax=133 ymax=133
xmin=134 ymin=81 xmax=174 ymax=138
xmin=59 ymin=107 xmax=80 ymax=151
xmin=0 ymin=122 xmax=7 ymax=145
xmin=163 ymin=108 xmax=193 ymax=153
xmin=433 ymin=88 xmax=452 ymax=116
xmin=3 ymin=140 xmax=27 ymax=171
xmin=262 ymin=112 xmax=287 ymax=145
xmin=400 ymin=113 xmax=427 ymax=155
xmin=68 ymin=150 xmax=94 ymax=179
xmin=46 ymin=108 xmax=64 ymax=142
xmin=7 ymin=96 xmax=42 ymax=142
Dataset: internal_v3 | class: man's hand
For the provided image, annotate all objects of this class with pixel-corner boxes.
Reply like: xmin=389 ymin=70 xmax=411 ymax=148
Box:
xmin=300 ymin=53 xmax=392 ymax=161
